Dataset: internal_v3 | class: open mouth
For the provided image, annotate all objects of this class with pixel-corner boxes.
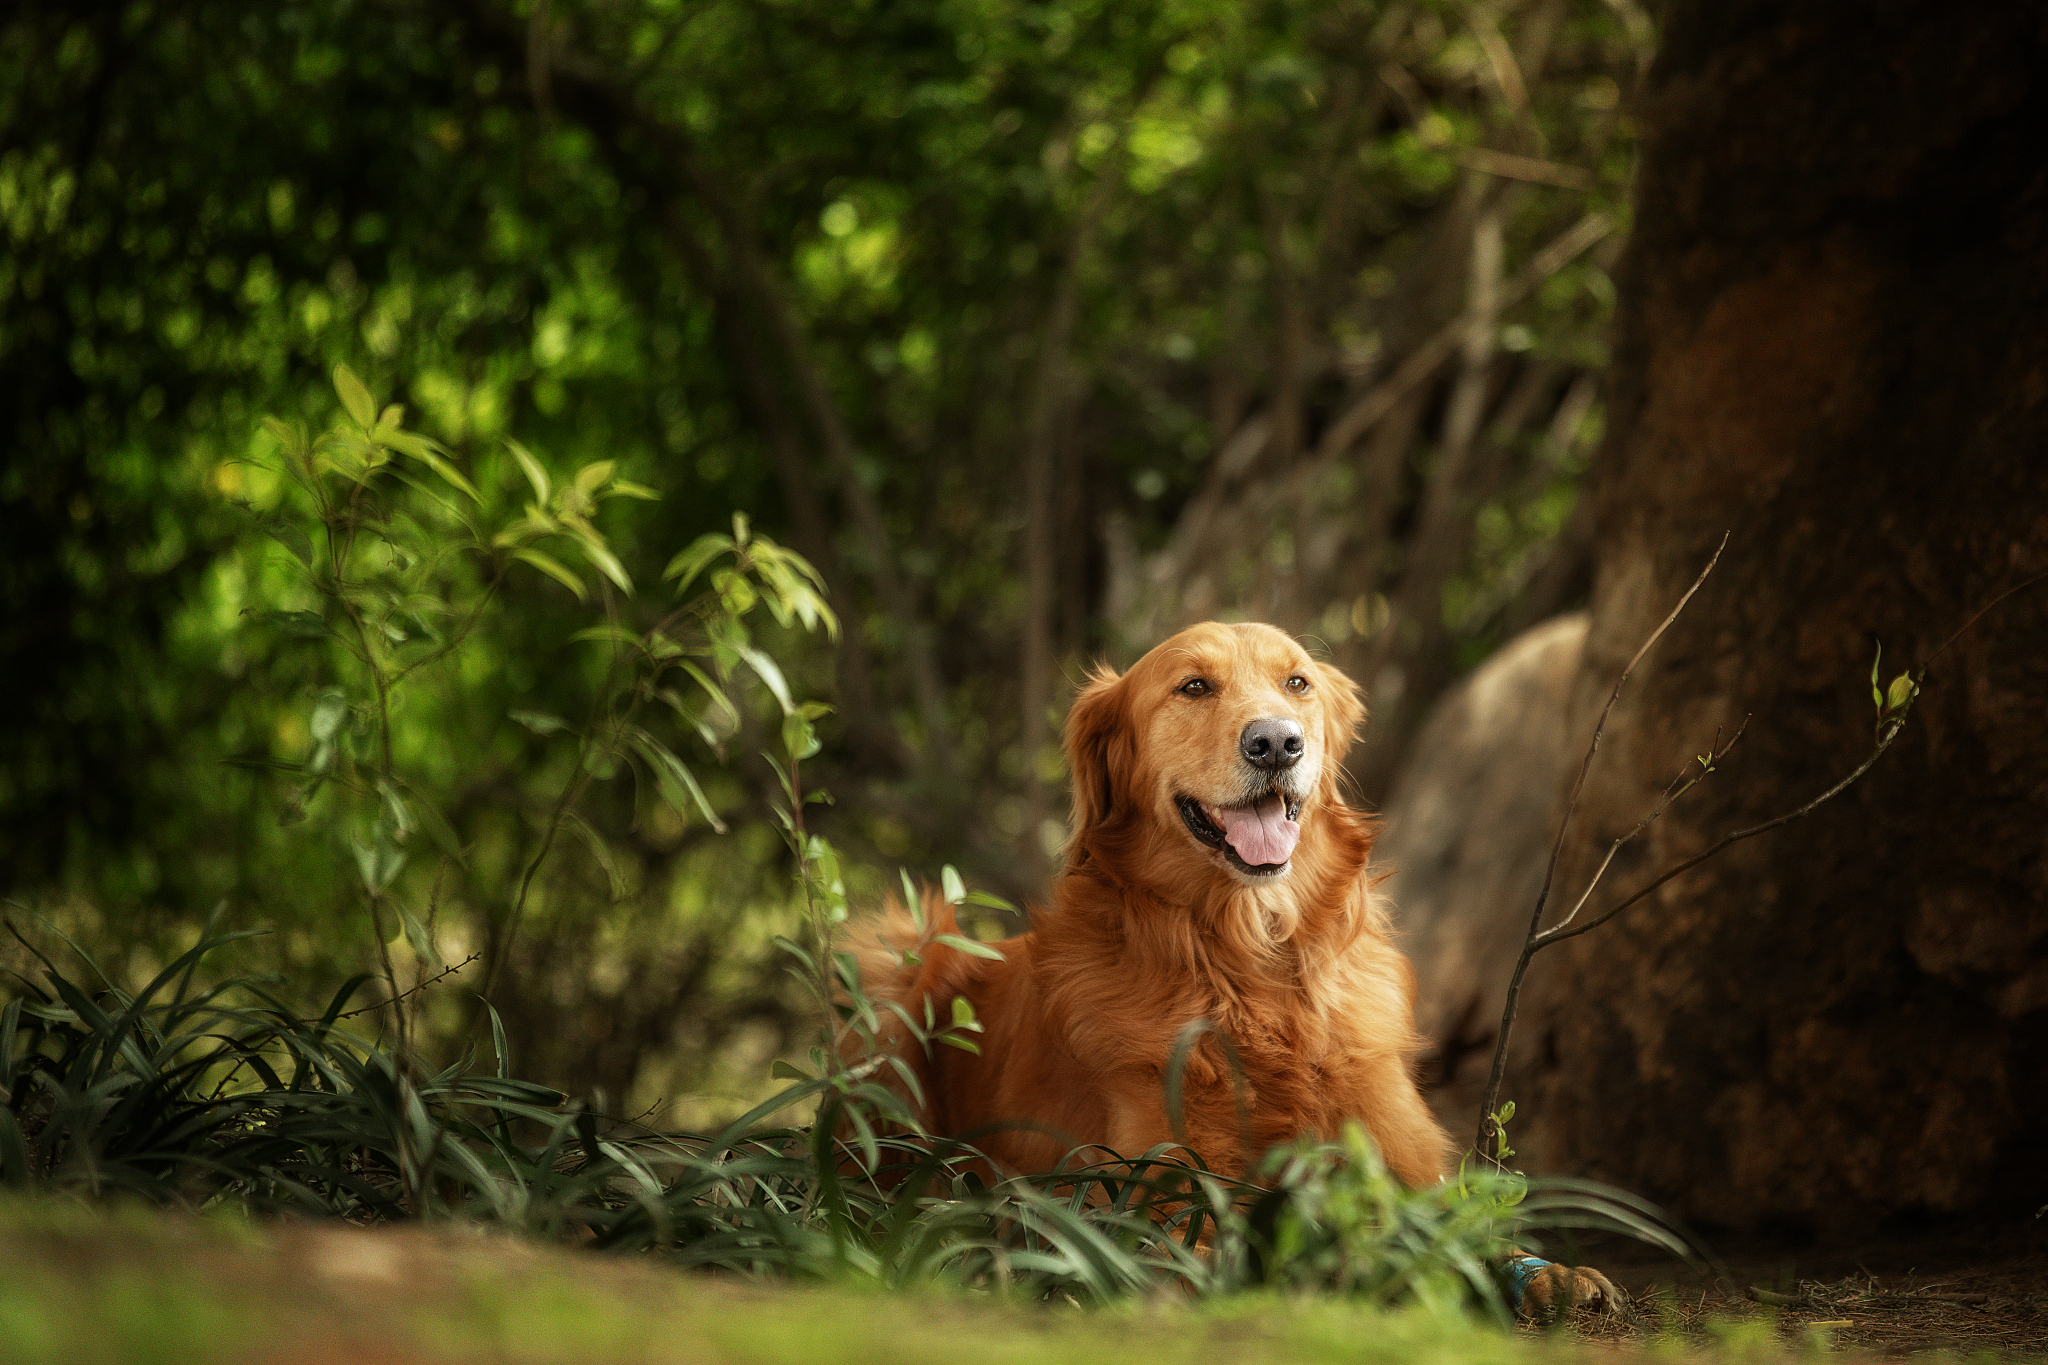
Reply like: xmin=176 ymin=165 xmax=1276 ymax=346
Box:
xmin=1175 ymin=791 xmax=1303 ymax=877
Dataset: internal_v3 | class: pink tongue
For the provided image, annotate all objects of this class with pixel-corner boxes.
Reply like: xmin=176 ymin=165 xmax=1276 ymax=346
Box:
xmin=1218 ymin=795 xmax=1299 ymax=866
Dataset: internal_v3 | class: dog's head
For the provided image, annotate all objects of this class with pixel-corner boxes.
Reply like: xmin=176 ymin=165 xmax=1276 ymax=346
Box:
xmin=1061 ymin=622 xmax=1365 ymax=884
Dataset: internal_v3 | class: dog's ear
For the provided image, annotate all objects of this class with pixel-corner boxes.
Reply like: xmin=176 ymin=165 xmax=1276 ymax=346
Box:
xmin=1062 ymin=663 xmax=1131 ymax=837
xmin=1313 ymin=657 xmax=1368 ymax=767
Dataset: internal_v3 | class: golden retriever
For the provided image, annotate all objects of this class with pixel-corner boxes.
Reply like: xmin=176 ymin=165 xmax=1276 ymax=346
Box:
xmin=850 ymin=621 xmax=1619 ymax=1312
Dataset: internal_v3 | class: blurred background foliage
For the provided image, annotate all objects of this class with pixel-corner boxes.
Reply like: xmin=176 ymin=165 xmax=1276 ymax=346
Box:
xmin=0 ymin=0 xmax=1651 ymax=1123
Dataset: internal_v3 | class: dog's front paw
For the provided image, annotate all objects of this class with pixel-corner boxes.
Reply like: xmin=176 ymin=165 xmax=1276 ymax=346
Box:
xmin=1509 ymin=1254 xmax=1631 ymax=1321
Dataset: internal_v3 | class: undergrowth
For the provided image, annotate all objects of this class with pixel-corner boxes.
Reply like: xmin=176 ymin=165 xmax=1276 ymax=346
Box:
xmin=0 ymin=913 xmax=1691 ymax=1314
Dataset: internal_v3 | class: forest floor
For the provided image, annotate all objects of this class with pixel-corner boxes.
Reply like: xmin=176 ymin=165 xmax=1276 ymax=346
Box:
xmin=4 ymin=1200 xmax=2045 ymax=1364
xmin=1573 ymin=1215 xmax=2048 ymax=1358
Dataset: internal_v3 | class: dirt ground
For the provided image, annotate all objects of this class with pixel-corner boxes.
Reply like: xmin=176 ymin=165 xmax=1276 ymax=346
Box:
xmin=1556 ymin=1213 xmax=2048 ymax=1357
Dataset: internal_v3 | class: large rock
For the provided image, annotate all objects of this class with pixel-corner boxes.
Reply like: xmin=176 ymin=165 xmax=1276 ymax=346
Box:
xmin=1378 ymin=614 xmax=1586 ymax=1151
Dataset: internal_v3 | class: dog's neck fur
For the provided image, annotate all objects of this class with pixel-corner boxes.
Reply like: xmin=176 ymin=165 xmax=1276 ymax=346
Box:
xmin=1052 ymin=798 xmax=1380 ymax=1016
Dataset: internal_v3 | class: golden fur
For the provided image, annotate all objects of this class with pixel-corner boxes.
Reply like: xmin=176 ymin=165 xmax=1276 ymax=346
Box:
xmin=850 ymin=621 xmax=1452 ymax=1185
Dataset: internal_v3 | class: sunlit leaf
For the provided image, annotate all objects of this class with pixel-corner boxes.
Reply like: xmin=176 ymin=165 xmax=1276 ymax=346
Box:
xmin=573 ymin=460 xmax=615 ymax=494
xmin=900 ymin=869 xmax=924 ymax=932
xmin=509 ymin=709 xmax=569 ymax=735
xmin=575 ymin=533 xmax=633 ymax=595
xmin=380 ymin=429 xmax=481 ymax=503
xmin=1886 ymin=672 xmax=1918 ymax=712
xmin=505 ymin=438 xmax=550 ymax=504
xmin=934 ymin=932 xmax=1004 ymax=961
xmin=662 ymin=534 xmax=732 ymax=595
xmin=782 ymin=709 xmax=819 ymax=762
xmin=512 ymin=547 xmax=587 ymax=600
xmin=941 ymin=864 xmax=966 ymax=907
xmin=310 ymin=688 xmax=348 ymax=743
xmin=332 ymin=362 xmax=377 ymax=428
xmin=737 ymin=644 xmax=795 ymax=714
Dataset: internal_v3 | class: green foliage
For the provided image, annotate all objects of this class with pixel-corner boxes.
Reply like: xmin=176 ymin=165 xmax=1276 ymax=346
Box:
xmin=4 ymin=0 xmax=1651 ymax=967
xmin=0 ymin=899 xmax=1698 ymax=1314
xmin=0 ymin=9 xmax=1672 ymax=1295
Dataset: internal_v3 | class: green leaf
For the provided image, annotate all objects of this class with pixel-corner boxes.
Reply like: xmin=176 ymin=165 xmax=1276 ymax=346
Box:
xmin=962 ymin=890 xmax=1018 ymax=914
xmin=505 ymin=438 xmax=551 ymax=504
xmin=260 ymin=518 xmax=314 ymax=568
xmin=512 ymin=547 xmax=587 ymax=600
xmin=782 ymin=710 xmax=819 ymax=763
xmin=310 ymin=688 xmax=348 ymax=743
xmin=950 ymin=995 xmax=981 ymax=1031
xmin=398 ymin=783 xmax=466 ymax=867
xmin=662 ymin=534 xmax=732 ymax=595
xmin=333 ymin=363 xmax=377 ymax=428
xmin=254 ymin=609 xmax=330 ymax=638
xmin=1886 ymin=672 xmax=1918 ymax=712
xmin=509 ymin=709 xmax=569 ymax=735
xmin=575 ymin=533 xmax=634 ymax=595
xmin=899 ymin=869 xmax=923 ymax=932
xmin=607 ymin=479 xmax=659 ymax=501
xmin=935 ymin=933 xmax=1005 ymax=961
xmin=381 ymin=429 xmax=481 ymax=503
xmin=737 ymin=644 xmax=795 ymax=715
xmin=770 ymin=1059 xmax=815 ymax=1082
xmin=941 ymin=864 xmax=966 ymax=907
xmin=565 ymin=812 xmax=630 ymax=902
xmin=772 ymin=934 xmax=816 ymax=973
xmin=397 ymin=902 xmax=441 ymax=968
xmin=350 ymin=832 xmax=406 ymax=895
xmin=1870 ymin=643 xmax=1884 ymax=710
xmin=260 ymin=415 xmax=303 ymax=455
xmin=573 ymin=460 xmax=615 ymax=494
xmin=628 ymin=730 xmax=727 ymax=833
xmin=568 ymin=624 xmax=642 ymax=649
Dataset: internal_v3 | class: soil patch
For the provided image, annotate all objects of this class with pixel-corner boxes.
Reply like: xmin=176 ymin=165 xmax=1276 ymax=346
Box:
xmin=1555 ymin=1214 xmax=2048 ymax=1357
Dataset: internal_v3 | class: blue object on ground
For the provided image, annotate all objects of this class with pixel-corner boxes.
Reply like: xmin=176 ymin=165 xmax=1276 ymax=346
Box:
xmin=1505 ymin=1254 xmax=1553 ymax=1310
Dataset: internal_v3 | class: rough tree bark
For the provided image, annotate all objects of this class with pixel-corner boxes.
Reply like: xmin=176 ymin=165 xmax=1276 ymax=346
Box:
xmin=1501 ymin=0 xmax=2048 ymax=1231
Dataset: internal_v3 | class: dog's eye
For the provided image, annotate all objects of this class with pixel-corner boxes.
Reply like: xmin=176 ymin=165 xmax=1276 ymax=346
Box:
xmin=1178 ymin=678 xmax=1210 ymax=697
xmin=1285 ymin=675 xmax=1310 ymax=694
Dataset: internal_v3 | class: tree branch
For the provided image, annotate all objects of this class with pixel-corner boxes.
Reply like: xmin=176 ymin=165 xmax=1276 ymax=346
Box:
xmin=1474 ymin=532 xmax=1725 ymax=1160
xmin=1470 ymin=534 xmax=1944 ymax=1163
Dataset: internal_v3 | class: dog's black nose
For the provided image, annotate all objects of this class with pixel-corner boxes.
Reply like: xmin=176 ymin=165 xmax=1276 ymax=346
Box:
xmin=1239 ymin=717 xmax=1305 ymax=772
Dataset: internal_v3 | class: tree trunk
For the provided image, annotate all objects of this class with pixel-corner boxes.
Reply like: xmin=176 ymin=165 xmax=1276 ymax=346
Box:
xmin=1503 ymin=0 xmax=2048 ymax=1231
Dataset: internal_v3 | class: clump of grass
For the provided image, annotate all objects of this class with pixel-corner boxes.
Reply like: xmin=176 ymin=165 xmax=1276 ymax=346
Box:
xmin=0 ymin=913 xmax=1698 ymax=1315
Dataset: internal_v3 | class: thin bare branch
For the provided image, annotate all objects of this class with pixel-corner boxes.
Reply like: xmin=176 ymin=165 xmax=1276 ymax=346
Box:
xmin=1473 ymin=532 xmax=1725 ymax=1159
xmin=336 ymin=952 xmax=481 ymax=1022
xmin=1535 ymin=705 xmax=1912 ymax=951
xmin=1927 ymin=568 xmax=2048 ymax=664
xmin=1543 ymin=718 xmax=1747 ymax=937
